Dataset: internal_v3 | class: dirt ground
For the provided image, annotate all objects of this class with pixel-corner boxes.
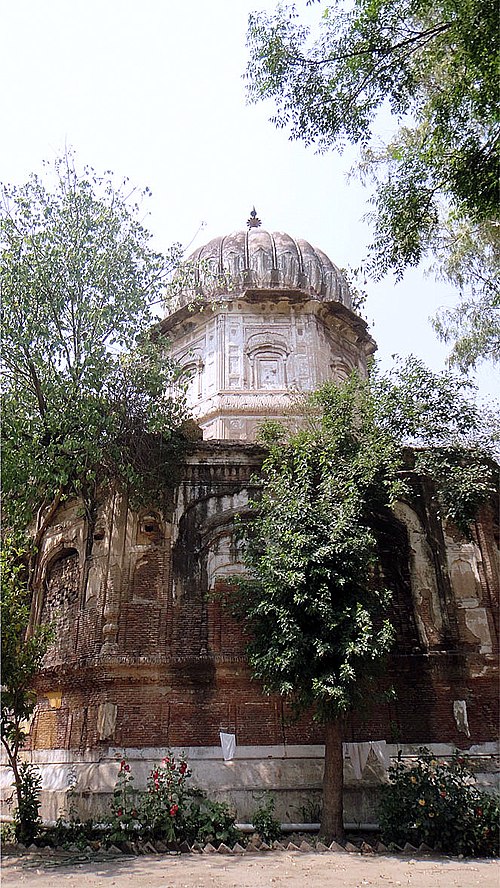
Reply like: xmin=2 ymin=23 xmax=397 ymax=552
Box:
xmin=2 ymin=850 xmax=498 ymax=888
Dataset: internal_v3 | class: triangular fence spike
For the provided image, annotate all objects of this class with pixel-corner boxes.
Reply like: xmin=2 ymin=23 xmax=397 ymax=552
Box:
xmin=329 ymin=840 xmax=346 ymax=852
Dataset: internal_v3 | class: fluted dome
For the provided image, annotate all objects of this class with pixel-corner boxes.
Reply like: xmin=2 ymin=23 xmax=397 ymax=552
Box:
xmin=175 ymin=229 xmax=352 ymax=310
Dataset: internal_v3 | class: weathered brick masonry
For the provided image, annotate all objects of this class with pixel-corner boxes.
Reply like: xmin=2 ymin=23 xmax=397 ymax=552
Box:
xmin=15 ymin=440 xmax=498 ymax=821
xmin=3 ymin=224 xmax=498 ymax=821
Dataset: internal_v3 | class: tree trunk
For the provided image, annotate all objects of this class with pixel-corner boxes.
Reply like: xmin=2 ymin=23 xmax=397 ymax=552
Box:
xmin=320 ymin=718 xmax=345 ymax=843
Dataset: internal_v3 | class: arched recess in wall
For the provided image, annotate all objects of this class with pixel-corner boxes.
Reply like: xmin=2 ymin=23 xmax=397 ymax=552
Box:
xmin=40 ymin=547 xmax=81 ymax=661
xmin=41 ymin=547 xmax=81 ymax=621
xmin=200 ymin=510 xmax=249 ymax=659
xmin=130 ymin=511 xmax=166 ymax=601
xmin=330 ymin=357 xmax=354 ymax=383
xmin=392 ymin=501 xmax=448 ymax=650
xmin=245 ymin=333 xmax=290 ymax=390
xmin=203 ymin=521 xmax=246 ymax=590
xmin=178 ymin=350 xmax=204 ymax=402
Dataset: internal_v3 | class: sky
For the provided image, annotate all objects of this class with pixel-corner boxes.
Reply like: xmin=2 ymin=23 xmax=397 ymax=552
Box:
xmin=2 ymin=0 xmax=498 ymax=401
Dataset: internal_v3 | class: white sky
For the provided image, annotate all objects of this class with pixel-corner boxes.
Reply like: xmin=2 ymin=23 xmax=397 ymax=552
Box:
xmin=2 ymin=0 xmax=498 ymax=400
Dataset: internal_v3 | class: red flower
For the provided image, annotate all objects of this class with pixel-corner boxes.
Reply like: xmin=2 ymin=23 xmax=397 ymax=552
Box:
xmin=124 ymin=764 xmax=130 ymax=771
xmin=179 ymin=762 xmax=187 ymax=775
xmin=476 ymin=808 xmax=483 ymax=817
xmin=117 ymin=807 xmax=123 ymax=817
xmin=170 ymin=804 xmax=179 ymax=816
xmin=440 ymin=791 xmax=447 ymax=798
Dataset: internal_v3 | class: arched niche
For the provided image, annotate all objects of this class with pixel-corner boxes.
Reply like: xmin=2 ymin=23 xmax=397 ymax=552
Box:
xmin=41 ymin=547 xmax=81 ymax=622
xmin=178 ymin=349 xmax=204 ymax=402
xmin=245 ymin=333 xmax=290 ymax=391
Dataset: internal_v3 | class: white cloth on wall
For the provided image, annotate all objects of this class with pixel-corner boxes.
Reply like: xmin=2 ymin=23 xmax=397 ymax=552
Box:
xmin=370 ymin=739 xmax=390 ymax=771
xmin=344 ymin=740 xmax=389 ymax=780
xmin=219 ymin=731 xmax=236 ymax=761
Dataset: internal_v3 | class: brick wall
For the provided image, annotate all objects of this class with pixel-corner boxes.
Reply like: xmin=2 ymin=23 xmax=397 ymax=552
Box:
xmin=30 ymin=442 xmax=499 ymax=756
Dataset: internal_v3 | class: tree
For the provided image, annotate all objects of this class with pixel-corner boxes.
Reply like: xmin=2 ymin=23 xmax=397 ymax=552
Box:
xmin=431 ymin=218 xmax=500 ymax=371
xmin=245 ymin=0 xmax=499 ymax=367
xmin=1 ymin=153 xmax=188 ymax=560
xmin=1 ymin=155 xmax=190 ymax=829
xmin=228 ymin=363 xmax=497 ymax=841
xmin=1 ymin=542 xmax=52 ymax=843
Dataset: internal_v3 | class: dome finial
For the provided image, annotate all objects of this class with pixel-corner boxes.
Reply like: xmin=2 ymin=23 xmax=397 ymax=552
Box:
xmin=247 ymin=207 xmax=262 ymax=229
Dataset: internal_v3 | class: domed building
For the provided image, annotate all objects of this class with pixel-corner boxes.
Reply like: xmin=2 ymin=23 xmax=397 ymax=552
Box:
xmin=161 ymin=215 xmax=375 ymax=440
xmin=3 ymin=217 xmax=498 ymax=825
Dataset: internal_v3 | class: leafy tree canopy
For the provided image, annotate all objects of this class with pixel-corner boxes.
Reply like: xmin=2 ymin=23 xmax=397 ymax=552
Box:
xmin=229 ymin=360 xmax=497 ymax=839
xmin=231 ymin=360 xmax=497 ymax=721
xmin=245 ymin=0 xmax=500 ymax=368
xmin=1 ymin=154 xmax=188 ymax=540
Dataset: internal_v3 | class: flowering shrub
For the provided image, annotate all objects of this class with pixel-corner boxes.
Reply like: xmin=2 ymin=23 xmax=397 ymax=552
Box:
xmin=139 ymin=753 xmax=191 ymax=841
xmin=108 ymin=757 xmax=140 ymax=841
xmin=107 ymin=753 xmax=241 ymax=847
xmin=379 ymin=748 xmax=499 ymax=857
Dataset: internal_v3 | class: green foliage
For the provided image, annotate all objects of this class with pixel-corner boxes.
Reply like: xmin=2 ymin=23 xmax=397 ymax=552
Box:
xmin=230 ymin=372 xmax=401 ymax=723
xmin=370 ymin=357 xmax=498 ymax=536
xmin=251 ymin=795 xmax=282 ymax=843
xmin=13 ymin=763 xmax=42 ymax=845
xmin=43 ymin=816 xmax=102 ymax=850
xmin=431 ymin=218 xmax=500 ymax=371
xmin=1 ymin=541 xmax=52 ymax=834
xmin=105 ymin=755 xmax=241 ymax=847
xmin=1 ymin=152 xmax=188 ymax=536
xmin=228 ymin=365 xmax=496 ymax=726
xmin=138 ymin=753 xmax=191 ymax=842
xmin=379 ymin=748 xmax=500 ymax=857
xmin=182 ymin=795 xmax=242 ymax=847
xmin=245 ymin=1 xmax=499 ymax=365
xmin=107 ymin=757 xmax=140 ymax=842
xmin=0 ymin=821 xmax=17 ymax=844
